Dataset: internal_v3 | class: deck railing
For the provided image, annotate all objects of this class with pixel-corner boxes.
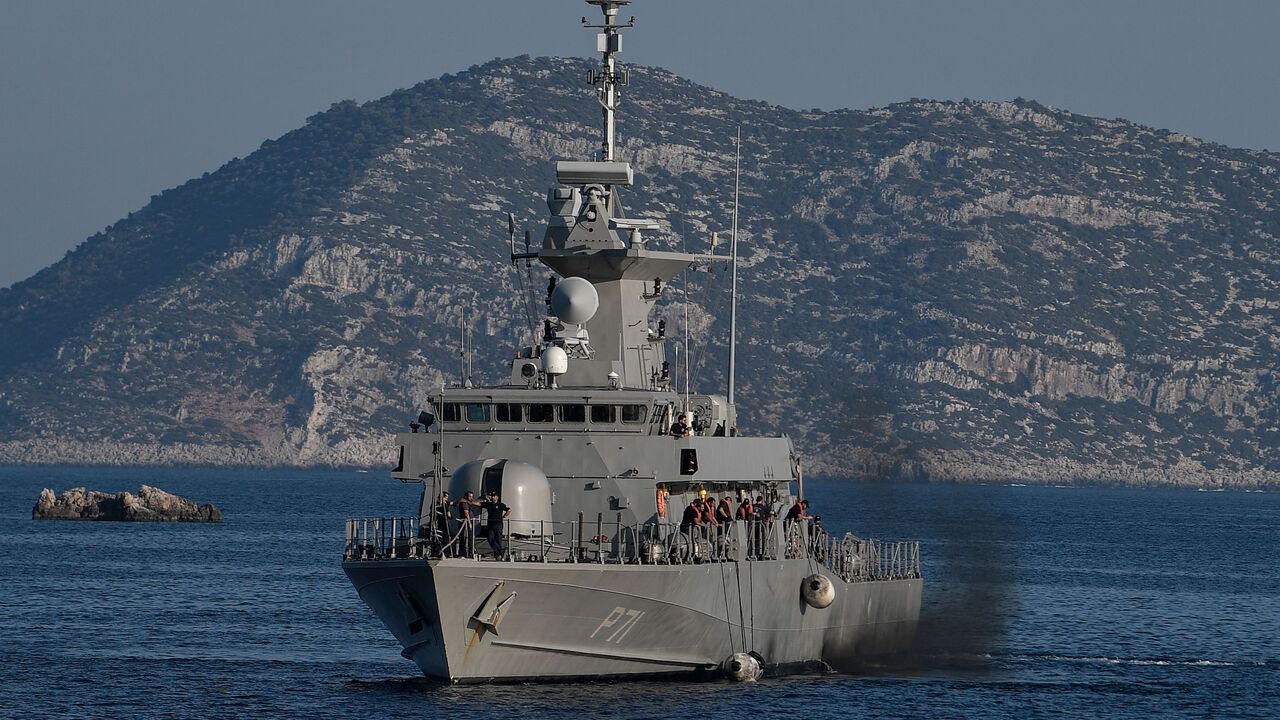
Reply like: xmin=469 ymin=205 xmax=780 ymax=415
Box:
xmin=343 ymin=514 xmax=920 ymax=582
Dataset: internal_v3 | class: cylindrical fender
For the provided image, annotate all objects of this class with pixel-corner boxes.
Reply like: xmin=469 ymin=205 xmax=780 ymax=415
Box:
xmin=802 ymin=573 xmax=835 ymax=609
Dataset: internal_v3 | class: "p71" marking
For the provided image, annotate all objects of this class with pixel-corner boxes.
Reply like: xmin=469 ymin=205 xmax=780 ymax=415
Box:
xmin=590 ymin=606 xmax=645 ymax=643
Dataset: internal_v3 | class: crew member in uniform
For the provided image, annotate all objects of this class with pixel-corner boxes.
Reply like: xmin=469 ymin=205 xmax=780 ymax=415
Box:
xmin=669 ymin=413 xmax=691 ymax=438
xmin=716 ymin=496 xmax=734 ymax=524
xmin=455 ymin=491 xmax=480 ymax=557
xmin=785 ymin=499 xmax=811 ymax=528
xmin=480 ymin=490 xmax=511 ymax=559
xmin=434 ymin=490 xmax=452 ymax=554
xmin=680 ymin=497 xmax=703 ymax=534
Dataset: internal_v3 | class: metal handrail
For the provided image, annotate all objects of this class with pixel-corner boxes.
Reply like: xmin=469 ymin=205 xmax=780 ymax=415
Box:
xmin=342 ymin=515 xmax=921 ymax=581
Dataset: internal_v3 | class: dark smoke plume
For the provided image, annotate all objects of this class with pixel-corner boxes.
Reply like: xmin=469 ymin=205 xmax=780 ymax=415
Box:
xmin=832 ymin=383 xmax=1019 ymax=675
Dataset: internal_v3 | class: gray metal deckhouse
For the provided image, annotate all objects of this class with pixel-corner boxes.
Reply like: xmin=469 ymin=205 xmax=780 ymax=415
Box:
xmin=342 ymin=0 xmax=922 ymax=683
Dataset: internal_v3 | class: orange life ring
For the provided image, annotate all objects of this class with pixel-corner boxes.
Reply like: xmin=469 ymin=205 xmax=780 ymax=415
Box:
xmin=656 ymin=487 xmax=667 ymax=518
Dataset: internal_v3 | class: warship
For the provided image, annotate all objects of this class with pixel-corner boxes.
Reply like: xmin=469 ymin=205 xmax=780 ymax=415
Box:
xmin=342 ymin=0 xmax=921 ymax=683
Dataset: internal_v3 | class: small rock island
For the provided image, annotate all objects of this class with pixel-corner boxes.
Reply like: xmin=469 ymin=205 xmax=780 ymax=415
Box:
xmin=32 ymin=485 xmax=223 ymax=523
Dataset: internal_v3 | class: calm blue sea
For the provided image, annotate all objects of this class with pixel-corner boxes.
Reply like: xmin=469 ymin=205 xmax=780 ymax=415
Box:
xmin=0 ymin=465 xmax=1276 ymax=719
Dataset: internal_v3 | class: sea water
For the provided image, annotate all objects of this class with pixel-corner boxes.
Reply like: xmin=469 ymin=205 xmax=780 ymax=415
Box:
xmin=1 ymin=466 xmax=1276 ymax=719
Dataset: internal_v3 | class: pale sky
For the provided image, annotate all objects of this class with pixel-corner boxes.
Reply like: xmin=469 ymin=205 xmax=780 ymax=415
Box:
xmin=2 ymin=0 xmax=1278 ymax=288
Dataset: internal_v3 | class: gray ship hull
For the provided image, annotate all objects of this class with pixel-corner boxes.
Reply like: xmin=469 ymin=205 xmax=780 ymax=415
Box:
xmin=344 ymin=557 xmax=921 ymax=683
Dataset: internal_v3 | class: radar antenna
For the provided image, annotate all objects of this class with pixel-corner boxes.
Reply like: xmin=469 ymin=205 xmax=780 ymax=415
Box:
xmin=582 ymin=1 xmax=634 ymax=162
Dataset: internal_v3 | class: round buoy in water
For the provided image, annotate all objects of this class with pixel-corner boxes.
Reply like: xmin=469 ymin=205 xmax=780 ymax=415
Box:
xmin=802 ymin=573 xmax=835 ymax=609
xmin=722 ymin=652 xmax=763 ymax=682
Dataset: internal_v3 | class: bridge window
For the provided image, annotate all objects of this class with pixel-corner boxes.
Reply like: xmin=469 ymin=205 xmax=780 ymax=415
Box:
xmin=529 ymin=403 xmax=555 ymax=423
xmin=590 ymin=405 xmax=616 ymax=423
xmin=560 ymin=404 xmax=586 ymax=423
xmin=464 ymin=403 xmax=490 ymax=423
xmin=442 ymin=403 xmax=461 ymax=422
xmin=620 ymin=404 xmax=647 ymax=423
xmin=495 ymin=403 xmax=523 ymax=423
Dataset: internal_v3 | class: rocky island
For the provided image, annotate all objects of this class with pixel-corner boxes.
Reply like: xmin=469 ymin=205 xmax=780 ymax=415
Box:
xmin=32 ymin=485 xmax=223 ymax=523
xmin=2 ymin=56 xmax=1279 ymax=489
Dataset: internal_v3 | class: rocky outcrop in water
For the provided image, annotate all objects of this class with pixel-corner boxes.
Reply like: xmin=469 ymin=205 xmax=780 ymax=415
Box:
xmin=32 ymin=485 xmax=224 ymax=522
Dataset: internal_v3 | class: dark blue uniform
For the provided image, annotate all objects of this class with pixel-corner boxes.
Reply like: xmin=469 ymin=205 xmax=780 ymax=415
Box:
xmin=480 ymin=499 xmax=510 ymax=558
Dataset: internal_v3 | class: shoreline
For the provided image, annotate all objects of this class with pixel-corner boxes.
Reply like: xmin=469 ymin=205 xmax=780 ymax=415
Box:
xmin=2 ymin=438 xmax=1275 ymax=490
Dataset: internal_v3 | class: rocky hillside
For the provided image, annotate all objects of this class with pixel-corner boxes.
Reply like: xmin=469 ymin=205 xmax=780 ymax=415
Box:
xmin=2 ymin=56 xmax=1278 ymax=488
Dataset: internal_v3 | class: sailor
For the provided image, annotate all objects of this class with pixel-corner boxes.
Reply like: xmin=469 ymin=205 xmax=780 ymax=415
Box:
xmin=434 ymin=490 xmax=452 ymax=552
xmin=700 ymin=495 xmax=719 ymax=527
xmin=716 ymin=496 xmax=734 ymax=524
xmin=697 ymin=495 xmax=718 ymax=548
xmin=736 ymin=495 xmax=755 ymax=521
xmin=456 ymin=491 xmax=481 ymax=557
xmin=679 ymin=497 xmax=703 ymax=534
xmin=807 ymin=515 xmax=827 ymax=561
xmin=669 ymin=413 xmax=691 ymax=438
xmin=480 ymin=490 xmax=511 ymax=560
xmin=785 ymin=499 xmax=811 ymax=525
xmin=809 ymin=515 xmax=825 ymax=554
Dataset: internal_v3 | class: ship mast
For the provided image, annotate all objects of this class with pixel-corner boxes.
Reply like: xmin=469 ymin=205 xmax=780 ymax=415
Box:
xmin=528 ymin=0 xmax=715 ymax=391
xmin=727 ymin=127 xmax=741 ymax=429
xmin=583 ymin=1 xmax=634 ymax=164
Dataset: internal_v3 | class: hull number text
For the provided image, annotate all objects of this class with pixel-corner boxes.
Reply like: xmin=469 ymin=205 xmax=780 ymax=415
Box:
xmin=590 ymin=606 xmax=645 ymax=643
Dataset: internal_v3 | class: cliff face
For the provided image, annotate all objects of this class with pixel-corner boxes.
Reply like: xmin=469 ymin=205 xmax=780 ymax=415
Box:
xmin=2 ymin=56 xmax=1279 ymax=488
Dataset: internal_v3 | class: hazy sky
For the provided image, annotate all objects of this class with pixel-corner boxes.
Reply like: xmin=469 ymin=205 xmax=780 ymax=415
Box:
xmin=2 ymin=0 xmax=1278 ymax=288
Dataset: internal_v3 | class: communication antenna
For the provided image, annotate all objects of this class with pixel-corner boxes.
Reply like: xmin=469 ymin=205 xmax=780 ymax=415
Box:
xmin=673 ymin=342 xmax=682 ymax=406
xmin=460 ymin=305 xmax=475 ymax=388
xmin=681 ymin=213 xmax=691 ymax=413
xmin=683 ymin=308 xmax=691 ymax=413
xmin=583 ymin=1 xmax=634 ymax=164
xmin=726 ymin=126 xmax=742 ymax=426
xmin=507 ymin=212 xmax=539 ymax=347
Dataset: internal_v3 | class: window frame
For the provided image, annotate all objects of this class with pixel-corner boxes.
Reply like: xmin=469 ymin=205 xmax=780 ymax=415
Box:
xmin=495 ymin=403 xmax=524 ymax=423
xmin=590 ymin=404 xmax=617 ymax=424
xmin=620 ymin=404 xmax=648 ymax=424
xmin=464 ymin=403 xmax=491 ymax=424
xmin=559 ymin=403 xmax=586 ymax=424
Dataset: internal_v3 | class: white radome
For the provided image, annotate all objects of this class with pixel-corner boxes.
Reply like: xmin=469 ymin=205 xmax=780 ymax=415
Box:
xmin=550 ymin=276 xmax=599 ymax=325
xmin=541 ymin=346 xmax=569 ymax=375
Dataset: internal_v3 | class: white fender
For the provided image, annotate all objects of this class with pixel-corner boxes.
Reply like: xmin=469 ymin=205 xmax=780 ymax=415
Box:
xmin=802 ymin=573 xmax=835 ymax=609
xmin=721 ymin=652 xmax=763 ymax=682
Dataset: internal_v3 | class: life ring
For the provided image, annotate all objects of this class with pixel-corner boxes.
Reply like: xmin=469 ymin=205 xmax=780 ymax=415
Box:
xmin=656 ymin=487 xmax=667 ymax=518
